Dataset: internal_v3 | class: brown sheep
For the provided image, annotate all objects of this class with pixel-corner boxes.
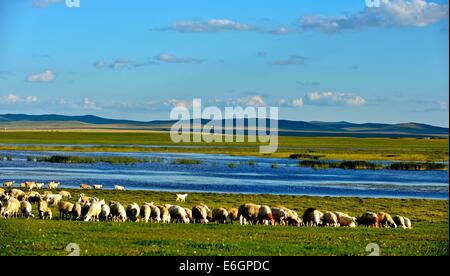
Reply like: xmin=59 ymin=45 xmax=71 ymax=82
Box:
xmin=378 ymin=212 xmax=397 ymax=228
xmin=357 ymin=212 xmax=379 ymax=227
xmin=58 ymin=201 xmax=74 ymax=219
xmin=38 ymin=199 xmax=52 ymax=220
xmin=238 ymin=203 xmax=261 ymax=225
xmin=212 ymin=208 xmax=231 ymax=224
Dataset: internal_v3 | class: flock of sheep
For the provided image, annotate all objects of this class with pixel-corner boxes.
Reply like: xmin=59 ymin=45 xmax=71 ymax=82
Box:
xmin=0 ymin=181 xmax=412 ymax=229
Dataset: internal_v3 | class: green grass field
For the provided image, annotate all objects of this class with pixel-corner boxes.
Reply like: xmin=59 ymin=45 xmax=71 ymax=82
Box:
xmin=0 ymin=131 xmax=448 ymax=162
xmin=0 ymin=189 xmax=448 ymax=256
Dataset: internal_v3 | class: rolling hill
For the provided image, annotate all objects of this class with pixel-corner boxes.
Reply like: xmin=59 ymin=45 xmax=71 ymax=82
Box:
xmin=0 ymin=114 xmax=447 ymax=138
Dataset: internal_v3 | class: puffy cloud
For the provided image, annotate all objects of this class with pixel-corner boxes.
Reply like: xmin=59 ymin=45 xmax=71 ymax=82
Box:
xmin=165 ymin=99 xmax=194 ymax=109
xmin=299 ymin=0 xmax=449 ymax=34
xmin=26 ymin=96 xmax=38 ymax=103
xmin=156 ymin=19 xmax=257 ymax=33
xmin=155 ymin=53 xmax=205 ymax=64
xmin=273 ymin=55 xmax=305 ymax=65
xmin=5 ymin=94 xmax=20 ymax=103
xmin=27 ymin=70 xmax=55 ymax=82
xmin=291 ymin=98 xmax=304 ymax=107
xmin=83 ymin=97 xmax=99 ymax=110
xmin=305 ymin=92 xmax=366 ymax=106
xmin=1 ymin=94 xmax=38 ymax=104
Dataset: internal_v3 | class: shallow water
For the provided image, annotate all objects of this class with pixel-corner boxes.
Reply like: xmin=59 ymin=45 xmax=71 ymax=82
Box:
xmin=0 ymin=150 xmax=448 ymax=199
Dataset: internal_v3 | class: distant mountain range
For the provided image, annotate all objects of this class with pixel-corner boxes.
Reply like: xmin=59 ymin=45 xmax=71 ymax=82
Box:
xmin=0 ymin=114 xmax=448 ymax=138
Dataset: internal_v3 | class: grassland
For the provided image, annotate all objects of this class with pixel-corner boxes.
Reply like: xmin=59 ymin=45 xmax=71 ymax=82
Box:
xmin=0 ymin=131 xmax=448 ymax=162
xmin=0 ymin=189 xmax=448 ymax=256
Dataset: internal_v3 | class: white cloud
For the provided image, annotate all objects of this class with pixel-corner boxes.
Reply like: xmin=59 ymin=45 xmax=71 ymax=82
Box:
xmin=83 ymin=98 xmax=99 ymax=110
xmin=26 ymin=96 xmax=38 ymax=103
xmin=94 ymin=58 xmax=156 ymax=70
xmin=292 ymin=98 xmax=304 ymax=107
xmin=32 ymin=0 xmax=63 ymax=8
xmin=111 ymin=59 xmax=129 ymax=70
xmin=269 ymin=26 xmax=293 ymax=34
xmin=440 ymin=100 xmax=449 ymax=110
xmin=27 ymin=70 xmax=55 ymax=82
xmin=273 ymin=55 xmax=305 ymax=65
xmin=165 ymin=99 xmax=194 ymax=109
xmin=159 ymin=19 xmax=257 ymax=33
xmin=155 ymin=53 xmax=205 ymax=64
xmin=305 ymin=92 xmax=366 ymax=106
xmin=299 ymin=0 xmax=449 ymax=33
xmin=1 ymin=94 xmax=38 ymax=104
xmin=5 ymin=94 xmax=20 ymax=103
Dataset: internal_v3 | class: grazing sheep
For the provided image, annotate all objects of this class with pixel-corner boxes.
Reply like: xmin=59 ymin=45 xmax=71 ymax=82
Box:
xmin=404 ymin=217 xmax=412 ymax=229
xmin=357 ymin=212 xmax=379 ymax=228
xmin=1 ymin=197 xmax=20 ymax=218
xmin=84 ymin=202 xmax=101 ymax=222
xmin=238 ymin=203 xmax=261 ymax=225
xmin=59 ymin=190 xmax=72 ymax=199
xmin=79 ymin=184 xmax=91 ymax=190
xmin=126 ymin=203 xmax=140 ymax=222
xmin=99 ymin=203 xmax=110 ymax=221
xmin=20 ymin=200 xmax=34 ymax=218
xmin=184 ymin=208 xmax=193 ymax=223
xmin=72 ymin=203 xmax=82 ymax=220
xmin=279 ymin=207 xmax=302 ymax=226
xmin=227 ymin=208 xmax=239 ymax=223
xmin=212 ymin=208 xmax=231 ymax=224
xmin=25 ymin=191 xmax=41 ymax=204
xmin=35 ymin=183 xmax=45 ymax=189
xmin=58 ymin=201 xmax=74 ymax=219
xmin=393 ymin=215 xmax=407 ymax=229
xmin=176 ymin=193 xmax=188 ymax=202
xmin=9 ymin=188 xmax=25 ymax=199
xmin=157 ymin=205 xmax=171 ymax=223
xmin=147 ymin=203 xmax=161 ymax=223
xmin=109 ymin=201 xmax=127 ymax=222
xmin=271 ymin=207 xmax=288 ymax=225
xmin=25 ymin=181 xmax=36 ymax=190
xmin=3 ymin=181 xmax=14 ymax=188
xmin=333 ymin=212 xmax=356 ymax=227
xmin=81 ymin=203 xmax=91 ymax=218
xmin=43 ymin=194 xmax=63 ymax=206
xmin=114 ymin=185 xmax=125 ymax=191
xmin=0 ymin=188 xmax=5 ymax=195
xmin=47 ymin=181 xmax=60 ymax=189
xmin=141 ymin=203 xmax=151 ymax=223
xmin=378 ymin=212 xmax=397 ymax=228
xmin=93 ymin=185 xmax=103 ymax=190
xmin=258 ymin=205 xmax=274 ymax=225
xmin=166 ymin=204 xmax=189 ymax=223
xmin=303 ymin=208 xmax=323 ymax=226
xmin=77 ymin=194 xmax=90 ymax=205
xmin=38 ymin=199 xmax=52 ymax=220
xmin=322 ymin=211 xmax=339 ymax=227
xmin=192 ymin=204 xmax=210 ymax=224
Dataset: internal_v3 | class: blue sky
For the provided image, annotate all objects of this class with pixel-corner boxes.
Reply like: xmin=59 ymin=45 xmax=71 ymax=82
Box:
xmin=0 ymin=0 xmax=448 ymax=126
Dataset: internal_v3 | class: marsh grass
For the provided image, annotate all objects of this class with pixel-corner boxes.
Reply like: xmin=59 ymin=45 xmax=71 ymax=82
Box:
xmin=28 ymin=155 xmax=149 ymax=164
xmin=298 ymin=160 xmax=448 ymax=171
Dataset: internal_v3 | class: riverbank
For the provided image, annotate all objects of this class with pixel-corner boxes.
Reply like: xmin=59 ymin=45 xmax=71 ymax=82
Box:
xmin=0 ymin=131 xmax=448 ymax=162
